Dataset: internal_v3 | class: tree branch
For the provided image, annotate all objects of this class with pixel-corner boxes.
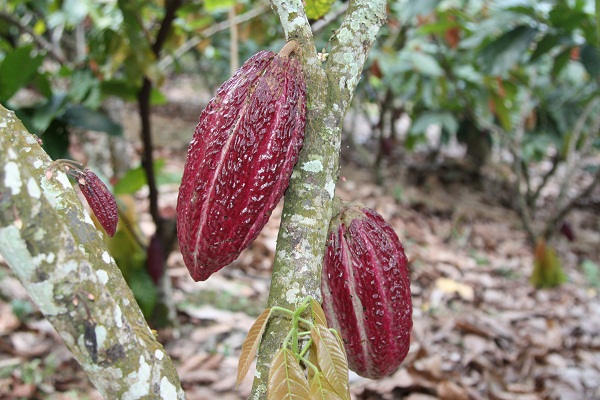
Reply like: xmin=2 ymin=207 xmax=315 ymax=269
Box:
xmin=0 ymin=11 xmax=68 ymax=65
xmin=0 ymin=105 xmax=185 ymax=399
xmin=250 ymin=1 xmax=386 ymax=398
xmin=157 ymin=3 xmax=271 ymax=71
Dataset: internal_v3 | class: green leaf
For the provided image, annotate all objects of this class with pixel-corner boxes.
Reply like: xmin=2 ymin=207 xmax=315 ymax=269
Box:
xmin=127 ymin=268 xmax=158 ymax=318
xmin=311 ymin=325 xmax=349 ymax=400
xmin=117 ymin=0 xmax=161 ymax=83
xmin=529 ymin=33 xmax=561 ymax=63
xmin=32 ymin=73 xmax=53 ymax=98
xmin=267 ymin=348 xmax=312 ymax=400
xmin=580 ymin=44 xmax=600 ymax=78
xmin=409 ymin=52 xmax=443 ymax=77
xmin=23 ymin=93 xmax=71 ymax=134
xmin=40 ymin=119 xmax=71 ymax=160
xmin=62 ymin=105 xmax=122 ymax=136
xmin=100 ymin=80 xmax=139 ymax=101
xmin=551 ymin=47 xmax=572 ymax=77
xmin=478 ymin=25 xmax=537 ymax=75
xmin=150 ymin=88 xmax=167 ymax=106
xmin=305 ymin=0 xmax=335 ymax=20
xmin=204 ymin=0 xmax=235 ymax=12
xmin=0 ymin=45 xmax=45 ymax=102
xmin=237 ymin=308 xmax=271 ymax=387
xmin=489 ymin=91 xmax=512 ymax=132
xmin=416 ymin=20 xmax=459 ymax=35
xmin=597 ymin=0 xmax=600 ymax=44
xmin=68 ymin=69 xmax=98 ymax=103
xmin=409 ymin=111 xmax=458 ymax=136
xmin=113 ymin=159 xmax=166 ymax=195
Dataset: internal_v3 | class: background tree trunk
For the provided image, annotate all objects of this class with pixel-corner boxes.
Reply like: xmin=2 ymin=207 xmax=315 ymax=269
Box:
xmin=0 ymin=105 xmax=185 ymax=399
xmin=250 ymin=1 xmax=387 ymax=398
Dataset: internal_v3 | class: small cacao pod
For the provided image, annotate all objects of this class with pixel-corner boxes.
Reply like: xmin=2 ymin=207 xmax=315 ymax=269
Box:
xmin=77 ymin=169 xmax=118 ymax=237
xmin=46 ymin=160 xmax=119 ymax=237
xmin=177 ymin=43 xmax=306 ymax=282
xmin=321 ymin=201 xmax=412 ymax=379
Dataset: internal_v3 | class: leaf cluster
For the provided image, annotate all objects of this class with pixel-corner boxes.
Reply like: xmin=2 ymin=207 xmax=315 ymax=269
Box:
xmin=238 ymin=297 xmax=351 ymax=400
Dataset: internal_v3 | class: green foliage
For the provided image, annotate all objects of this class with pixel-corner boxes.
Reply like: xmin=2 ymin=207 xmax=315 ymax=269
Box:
xmin=359 ymin=0 xmax=600 ymax=162
xmin=305 ymin=0 xmax=335 ymax=20
xmin=237 ymin=298 xmax=350 ymax=400
xmin=0 ymin=45 xmax=44 ymax=102
xmin=114 ymin=159 xmax=182 ymax=195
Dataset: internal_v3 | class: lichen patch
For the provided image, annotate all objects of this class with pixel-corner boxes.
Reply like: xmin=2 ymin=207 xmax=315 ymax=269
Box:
xmin=27 ymin=177 xmax=41 ymax=199
xmin=96 ymin=270 xmax=109 ymax=285
xmin=159 ymin=376 xmax=177 ymax=399
xmin=122 ymin=355 xmax=151 ymax=400
xmin=4 ymin=162 xmax=22 ymax=195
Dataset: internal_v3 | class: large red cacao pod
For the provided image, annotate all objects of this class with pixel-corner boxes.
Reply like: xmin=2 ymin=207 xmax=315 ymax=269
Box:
xmin=321 ymin=202 xmax=412 ymax=379
xmin=177 ymin=48 xmax=306 ymax=282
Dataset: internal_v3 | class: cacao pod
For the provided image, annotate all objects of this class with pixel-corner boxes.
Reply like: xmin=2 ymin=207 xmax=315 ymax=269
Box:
xmin=321 ymin=202 xmax=412 ymax=379
xmin=77 ymin=169 xmax=118 ymax=237
xmin=177 ymin=45 xmax=306 ymax=282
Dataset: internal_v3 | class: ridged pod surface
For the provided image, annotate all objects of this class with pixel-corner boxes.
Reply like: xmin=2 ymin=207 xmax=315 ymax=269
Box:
xmin=77 ymin=169 xmax=118 ymax=237
xmin=177 ymin=48 xmax=306 ymax=282
xmin=321 ymin=202 xmax=412 ymax=379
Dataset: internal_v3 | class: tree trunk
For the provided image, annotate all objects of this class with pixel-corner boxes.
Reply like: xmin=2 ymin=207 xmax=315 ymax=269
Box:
xmin=0 ymin=104 xmax=185 ymax=399
xmin=250 ymin=1 xmax=387 ymax=398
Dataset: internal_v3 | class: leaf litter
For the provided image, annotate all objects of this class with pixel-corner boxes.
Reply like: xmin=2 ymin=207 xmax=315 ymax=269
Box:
xmin=0 ymin=151 xmax=599 ymax=399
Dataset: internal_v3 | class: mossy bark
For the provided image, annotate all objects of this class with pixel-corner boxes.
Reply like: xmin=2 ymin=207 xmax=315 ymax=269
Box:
xmin=251 ymin=1 xmax=386 ymax=398
xmin=0 ymin=105 xmax=185 ymax=399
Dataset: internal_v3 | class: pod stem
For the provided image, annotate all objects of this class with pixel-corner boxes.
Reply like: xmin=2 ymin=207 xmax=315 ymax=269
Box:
xmin=279 ymin=40 xmax=299 ymax=57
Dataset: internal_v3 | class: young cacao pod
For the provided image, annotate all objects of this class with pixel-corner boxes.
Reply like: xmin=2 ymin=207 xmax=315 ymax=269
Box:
xmin=177 ymin=43 xmax=306 ymax=282
xmin=77 ymin=169 xmax=118 ymax=238
xmin=321 ymin=201 xmax=412 ymax=379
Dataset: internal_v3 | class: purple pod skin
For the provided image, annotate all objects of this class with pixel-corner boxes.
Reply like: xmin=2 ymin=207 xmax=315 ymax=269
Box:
xmin=321 ymin=203 xmax=412 ymax=379
xmin=177 ymin=50 xmax=306 ymax=282
xmin=78 ymin=169 xmax=118 ymax=237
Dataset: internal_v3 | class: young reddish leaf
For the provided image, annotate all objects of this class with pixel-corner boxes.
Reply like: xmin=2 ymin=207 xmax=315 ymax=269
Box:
xmin=267 ymin=347 xmax=313 ymax=400
xmin=77 ymin=169 xmax=118 ymax=237
xmin=311 ymin=325 xmax=350 ymax=400
xmin=237 ymin=308 xmax=271 ymax=387
xmin=310 ymin=298 xmax=328 ymax=328
xmin=309 ymin=371 xmax=344 ymax=400
xmin=307 ymin=340 xmax=321 ymax=382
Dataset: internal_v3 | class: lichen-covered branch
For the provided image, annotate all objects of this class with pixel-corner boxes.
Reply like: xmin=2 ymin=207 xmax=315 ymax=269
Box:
xmin=0 ymin=105 xmax=185 ymax=400
xmin=251 ymin=1 xmax=386 ymax=398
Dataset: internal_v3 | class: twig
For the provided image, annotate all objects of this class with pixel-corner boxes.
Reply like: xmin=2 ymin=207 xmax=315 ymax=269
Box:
xmin=310 ymin=2 xmax=349 ymax=34
xmin=157 ymin=3 xmax=270 ymax=70
xmin=542 ymin=109 xmax=600 ymax=239
xmin=555 ymin=98 xmax=600 ymax=210
xmin=510 ymin=82 xmax=538 ymax=245
xmin=528 ymin=152 xmax=560 ymax=207
xmin=0 ymin=11 xmax=68 ymax=65
xmin=542 ymin=165 xmax=600 ymax=239
xmin=138 ymin=0 xmax=183 ymax=239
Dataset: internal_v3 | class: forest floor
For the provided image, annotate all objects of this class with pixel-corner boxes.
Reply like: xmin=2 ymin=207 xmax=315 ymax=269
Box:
xmin=1 ymin=80 xmax=599 ymax=399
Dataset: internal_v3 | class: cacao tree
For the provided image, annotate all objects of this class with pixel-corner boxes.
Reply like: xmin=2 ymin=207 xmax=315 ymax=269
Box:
xmin=0 ymin=105 xmax=185 ymax=398
xmin=354 ymin=0 xmax=600 ymax=288
xmin=0 ymin=0 xmax=274 ymax=324
xmin=0 ymin=0 xmax=392 ymax=398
